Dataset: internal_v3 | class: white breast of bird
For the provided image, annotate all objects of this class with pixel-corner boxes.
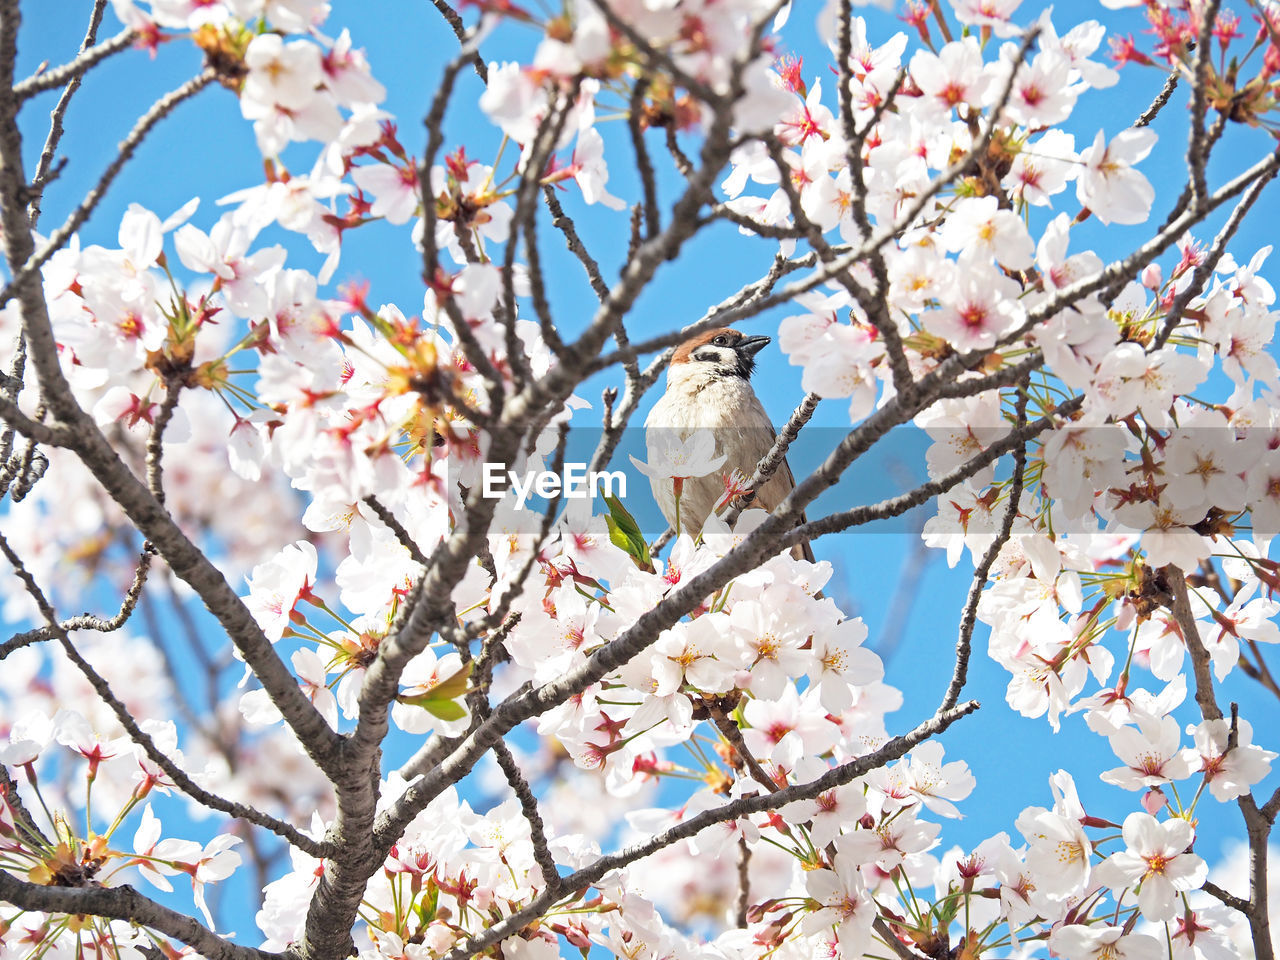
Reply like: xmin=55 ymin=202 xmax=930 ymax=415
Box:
xmin=644 ymin=372 xmax=788 ymax=539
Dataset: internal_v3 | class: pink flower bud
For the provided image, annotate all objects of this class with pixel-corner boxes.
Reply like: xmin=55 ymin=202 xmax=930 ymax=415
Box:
xmin=1141 ymin=787 xmax=1166 ymax=815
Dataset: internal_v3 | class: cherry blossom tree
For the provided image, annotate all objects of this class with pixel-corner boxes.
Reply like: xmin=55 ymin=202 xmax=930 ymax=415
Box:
xmin=0 ymin=1 xmax=1278 ymax=960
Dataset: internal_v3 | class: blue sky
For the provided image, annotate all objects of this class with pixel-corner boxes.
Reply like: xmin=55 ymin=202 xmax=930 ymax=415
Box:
xmin=10 ymin=0 xmax=1280 ymax=933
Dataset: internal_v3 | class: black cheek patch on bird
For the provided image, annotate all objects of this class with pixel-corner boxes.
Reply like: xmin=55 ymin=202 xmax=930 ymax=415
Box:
xmin=692 ymin=346 xmax=756 ymax=381
xmin=694 ymin=347 xmax=732 ymax=368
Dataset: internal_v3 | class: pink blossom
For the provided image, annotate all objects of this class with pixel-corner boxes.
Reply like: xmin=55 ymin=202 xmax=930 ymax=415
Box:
xmin=1100 ymin=712 xmax=1199 ymax=791
xmin=1095 ymin=812 xmax=1207 ymax=921
xmin=1050 ymin=925 xmax=1163 ymax=960
xmin=243 ymin=540 xmax=319 ymax=642
xmin=244 ymin=35 xmax=324 ymax=110
xmin=1191 ymin=717 xmax=1278 ymax=802
xmin=1077 ymin=128 xmax=1157 ymax=225
xmin=910 ymin=37 xmax=991 ymax=115
xmin=939 ymin=196 xmax=1034 ymax=269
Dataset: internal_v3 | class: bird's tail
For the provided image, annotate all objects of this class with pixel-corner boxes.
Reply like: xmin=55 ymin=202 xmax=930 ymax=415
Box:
xmin=793 ymin=538 xmax=816 ymax=565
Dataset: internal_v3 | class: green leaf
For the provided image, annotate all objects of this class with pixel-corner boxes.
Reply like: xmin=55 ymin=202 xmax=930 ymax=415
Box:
xmin=416 ymin=881 xmax=439 ymax=924
xmin=603 ymin=494 xmax=651 ymax=569
xmin=420 ymin=698 xmax=467 ymax=722
xmin=932 ymin=891 xmax=960 ymax=929
xmin=397 ymin=660 xmax=473 ymax=721
xmin=432 ymin=659 xmax=473 ymax=699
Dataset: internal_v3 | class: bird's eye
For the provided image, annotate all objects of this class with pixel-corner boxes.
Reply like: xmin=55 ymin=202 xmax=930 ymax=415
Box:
xmin=712 ymin=334 xmax=729 ymax=346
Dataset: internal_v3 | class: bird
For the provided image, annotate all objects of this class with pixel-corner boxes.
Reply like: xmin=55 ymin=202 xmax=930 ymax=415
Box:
xmin=643 ymin=326 xmax=816 ymax=564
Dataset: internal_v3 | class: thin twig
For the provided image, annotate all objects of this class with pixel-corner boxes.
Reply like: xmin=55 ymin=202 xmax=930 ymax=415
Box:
xmin=27 ymin=0 xmax=109 ymax=228
xmin=1134 ymin=69 xmax=1179 ymax=128
xmin=1202 ymin=880 xmax=1251 ymax=913
xmin=0 ymin=541 xmax=155 ymax=659
xmin=363 ymin=495 xmax=430 ymax=566
xmin=1 ymin=70 xmax=216 ymax=311
xmin=501 ymin=84 xmax=580 ymax=385
xmin=13 ymin=26 xmax=134 ymax=100
xmin=0 ymin=762 xmax=50 ymax=846
xmin=1187 ymin=0 xmax=1224 ymax=208
xmin=941 ymin=381 xmax=1030 ymax=710
xmin=724 ymin=392 xmax=820 ymax=526
xmin=542 ymin=186 xmax=611 ymax=303
xmin=709 ymin=705 xmax=778 ymax=794
xmin=786 ymin=396 xmax=1074 ymax=547
xmin=0 ymin=529 xmax=330 ymax=857
xmin=492 ymin=740 xmax=561 ymax=893
xmin=145 ymin=383 xmax=182 ymax=503
xmin=1153 ymin=157 xmax=1280 ymax=349
xmin=426 ymin=0 xmax=487 ymax=81
xmin=628 ymin=77 xmax=659 ymax=239
xmin=435 ymin=700 xmax=981 ymax=960
xmin=416 ymin=39 xmax=505 ymax=394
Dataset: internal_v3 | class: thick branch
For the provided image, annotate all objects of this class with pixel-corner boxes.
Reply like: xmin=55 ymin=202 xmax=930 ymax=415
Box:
xmin=0 ymin=872 xmax=281 ymax=960
xmin=1168 ymin=567 xmax=1273 ymax=960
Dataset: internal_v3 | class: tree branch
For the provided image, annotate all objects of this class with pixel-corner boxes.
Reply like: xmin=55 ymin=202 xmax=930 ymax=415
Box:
xmin=1134 ymin=69 xmax=1179 ymax=128
xmin=437 ymin=699 xmax=981 ymax=960
xmin=2 ymin=70 xmax=217 ymax=313
xmin=0 ymin=528 xmax=331 ymax=857
xmin=13 ymin=25 xmax=134 ymax=99
xmin=941 ymin=382 xmax=1029 ymax=710
xmin=26 ymin=0 xmax=108 ymax=228
xmin=426 ymin=0 xmax=487 ymax=81
xmin=0 ymin=872 xmax=282 ymax=960
xmin=1167 ymin=566 xmax=1274 ymax=960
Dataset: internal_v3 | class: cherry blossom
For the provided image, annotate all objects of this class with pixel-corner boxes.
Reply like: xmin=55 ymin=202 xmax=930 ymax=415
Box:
xmin=1050 ymin=924 xmax=1164 ymax=960
xmin=243 ymin=540 xmax=320 ymax=642
xmin=800 ymin=838 xmax=877 ymax=956
xmin=910 ymin=37 xmax=992 ymax=116
xmin=924 ymin=265 xmax=1025 ymax=351
xmin=1190 ymin=718 xmax=1277 ymax=802
xmin=1077 ymin=128 xmax=1158 ymax=225
xmin=1095 ymin=812 xmax=1207 ymax=921
xmin=1100 ymin=711 xmax=1199 ymax=791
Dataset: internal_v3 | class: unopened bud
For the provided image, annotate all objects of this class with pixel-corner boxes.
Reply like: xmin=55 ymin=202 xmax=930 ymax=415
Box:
xmin=1141 ymin=787 xmax=1166 ymax=815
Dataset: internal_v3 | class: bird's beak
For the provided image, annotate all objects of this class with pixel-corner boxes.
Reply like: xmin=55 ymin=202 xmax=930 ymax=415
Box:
xmin=739 ymin=335 xmax=771 ymax=357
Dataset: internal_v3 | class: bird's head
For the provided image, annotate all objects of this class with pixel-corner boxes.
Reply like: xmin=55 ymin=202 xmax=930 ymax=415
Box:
xmin=670 ymin=327 xmax=771 ymax=382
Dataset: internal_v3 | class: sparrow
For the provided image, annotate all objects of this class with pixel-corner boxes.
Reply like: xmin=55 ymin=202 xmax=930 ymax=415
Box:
xmin=644 ymin=326 xmax=816 ymax=564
